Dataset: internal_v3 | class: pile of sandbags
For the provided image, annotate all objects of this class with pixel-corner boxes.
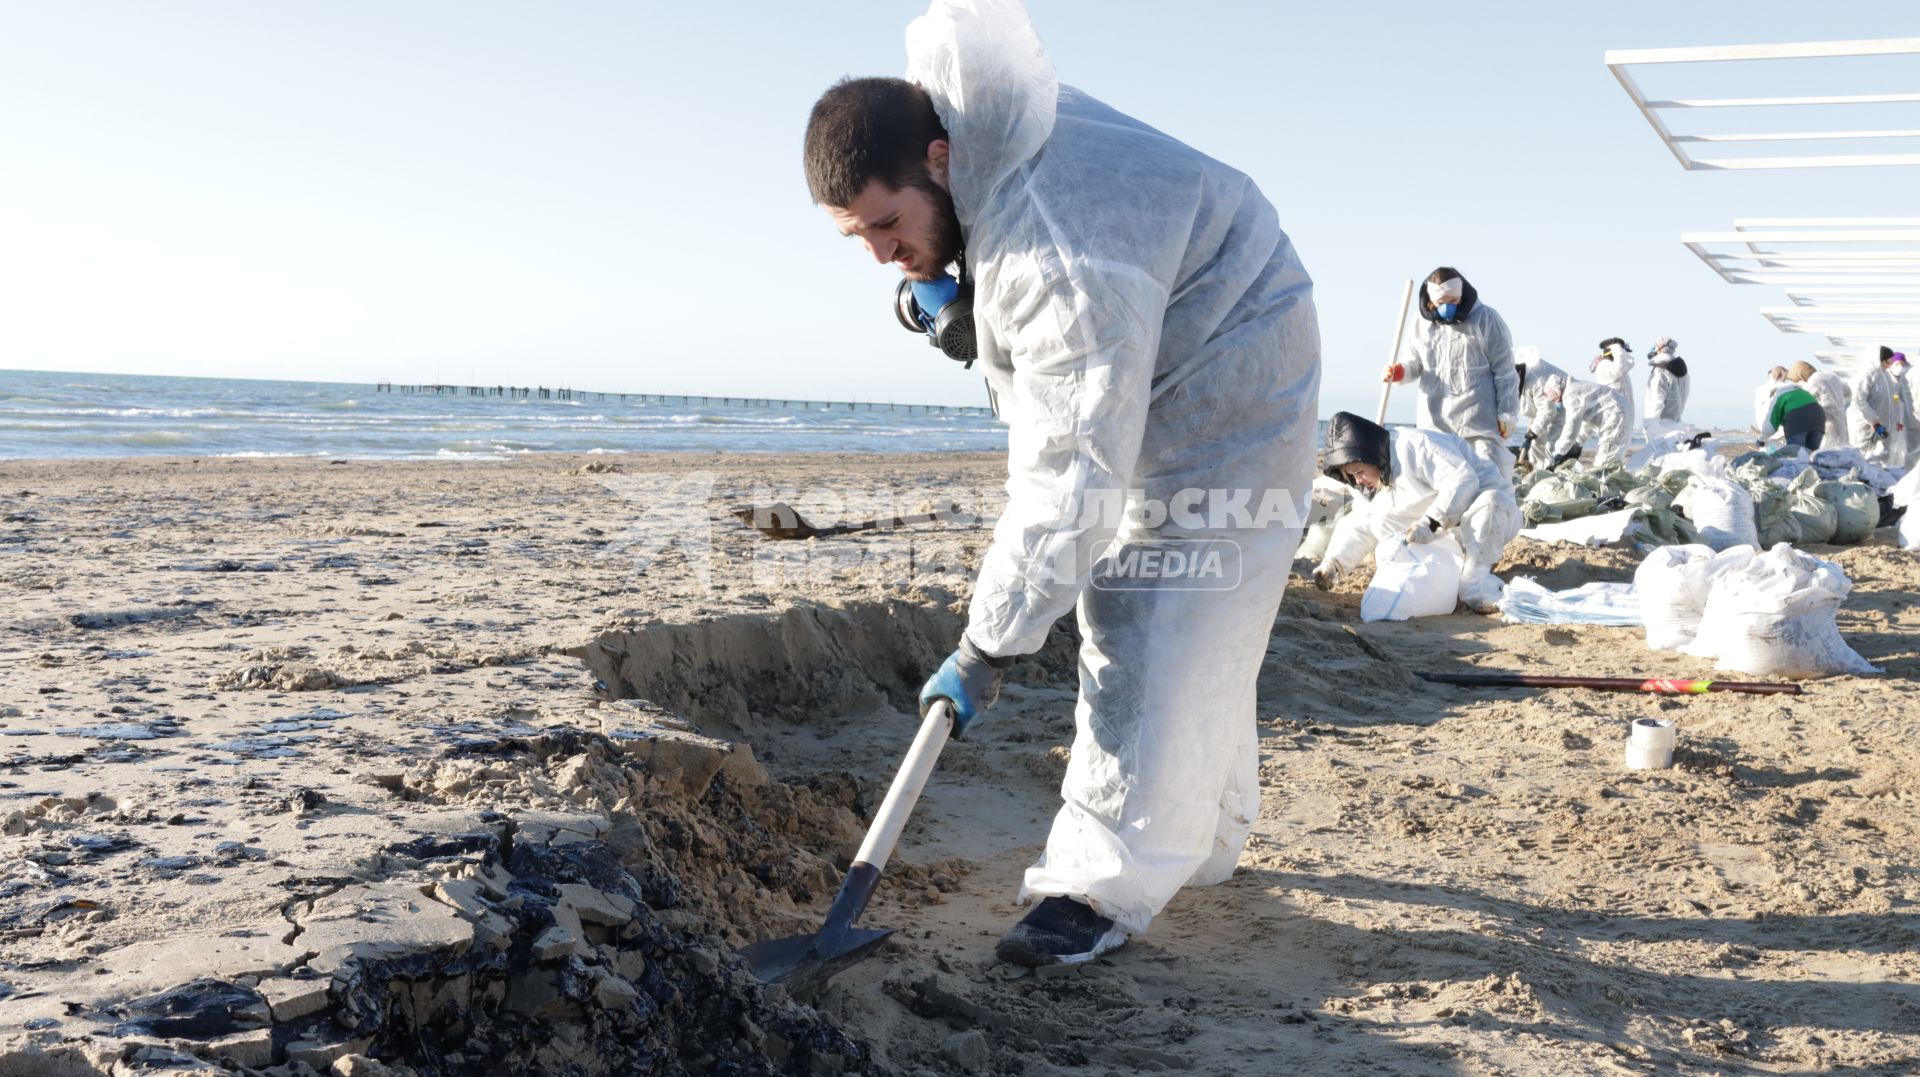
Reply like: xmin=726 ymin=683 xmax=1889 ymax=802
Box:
xmin=1635 ymin=543 xmax=1755 ymax=652
xmin=1681 ymin=544 xmax=1878 ymax=678
xmin=1518 ymin=447 xmax=1888 ymax=551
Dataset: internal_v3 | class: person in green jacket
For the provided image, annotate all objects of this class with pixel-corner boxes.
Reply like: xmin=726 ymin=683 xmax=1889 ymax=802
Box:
xmin=1758 ymin=376 xmax=1828 ymax=453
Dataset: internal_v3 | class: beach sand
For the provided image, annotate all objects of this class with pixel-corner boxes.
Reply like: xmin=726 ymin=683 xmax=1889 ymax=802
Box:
xmin=3 ymin=453 xmax=1918 ymax=1075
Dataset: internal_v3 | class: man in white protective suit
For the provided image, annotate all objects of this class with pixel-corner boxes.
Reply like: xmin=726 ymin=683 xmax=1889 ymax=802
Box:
xmin=1513 ymin=346 xmax=1566 ymax=472
xmin=1591 ymin=337 xmax=1637 ymax=437
xmin=803 ymin=0 xmax=1320 ymax=966
xmin=1543 ymin=374 xmax=1629 ymax=470
xmin=1644 ymin=337 xmax=1689 ymax=429
xmin=1848 ymin=347 xmax=1899 ymax=462
xmin=1381 ymin=268 xmax=1519 ymax=479
xmin=1789 ymin=360 xmax=1852 ymax=450
xmin=1310 ymin=412 xmax=1520 ymax=614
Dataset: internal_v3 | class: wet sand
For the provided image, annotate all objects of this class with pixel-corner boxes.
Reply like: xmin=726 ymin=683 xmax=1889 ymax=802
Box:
xmin=3 ymin=453 xmax=1918 ymax=1075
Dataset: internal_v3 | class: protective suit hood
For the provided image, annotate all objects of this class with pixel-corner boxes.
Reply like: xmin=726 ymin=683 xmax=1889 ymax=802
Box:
xmin=906 ymin=2 xmax=1058 ymax=229
xmin=1416 ymin=272 xmax=1479 ymax=325
xmin=1322 ymin=411 xmax=1393 ymax=486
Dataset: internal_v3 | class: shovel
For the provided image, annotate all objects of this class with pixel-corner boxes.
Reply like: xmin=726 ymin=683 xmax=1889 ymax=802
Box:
xmin=732 ymin=501 xmax=961 ymax=541
xmin=740 ymin=699 xmax=955 ymax=990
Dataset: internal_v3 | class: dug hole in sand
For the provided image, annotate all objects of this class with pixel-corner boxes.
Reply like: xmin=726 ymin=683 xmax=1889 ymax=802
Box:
xmin=4 ymin=453 xmax=1920 ymax=1075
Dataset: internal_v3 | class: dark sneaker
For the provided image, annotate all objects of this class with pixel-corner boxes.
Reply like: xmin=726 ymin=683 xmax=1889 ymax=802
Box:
xmin=995 ymin=896 xmax=1129 ymax=967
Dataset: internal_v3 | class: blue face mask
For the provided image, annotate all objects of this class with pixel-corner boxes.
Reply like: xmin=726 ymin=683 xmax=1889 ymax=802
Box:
xmin=1435 ymin=302 xmax=1459 ymax=321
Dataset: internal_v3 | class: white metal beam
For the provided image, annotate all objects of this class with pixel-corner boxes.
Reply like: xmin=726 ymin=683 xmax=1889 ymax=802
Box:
xmin=1607 ymin=38 xmax=1920 ymax=170
xmin=1647 ymin=93 xmax=1920 ymax=108
xmin=1604 ymin=38 xmax=1920 ymax=65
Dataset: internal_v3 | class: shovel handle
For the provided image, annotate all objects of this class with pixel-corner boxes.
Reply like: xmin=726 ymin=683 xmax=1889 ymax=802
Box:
xmin=1376 ymin=278 xmax=1415 ymax=426
xmin=811 ymin=700 xmax=954 ymax=954
xmin=853 ymin=700 xmax=954 ymax=871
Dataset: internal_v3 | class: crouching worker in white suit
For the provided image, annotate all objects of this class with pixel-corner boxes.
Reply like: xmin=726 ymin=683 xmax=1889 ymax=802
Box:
xmin=1543 ymin=374 xmax=1629 ymax=470
xmin=1312 ymin=412 xmax=1520 ymax=614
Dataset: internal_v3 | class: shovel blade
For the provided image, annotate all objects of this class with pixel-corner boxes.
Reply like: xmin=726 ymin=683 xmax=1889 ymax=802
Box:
xmin=740 ymin=926 xmax=893 ymax=987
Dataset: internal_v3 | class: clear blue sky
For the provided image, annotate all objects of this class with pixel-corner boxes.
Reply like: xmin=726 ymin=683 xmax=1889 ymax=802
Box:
xmin=1 ymin=2 xmax=1914 ymax=426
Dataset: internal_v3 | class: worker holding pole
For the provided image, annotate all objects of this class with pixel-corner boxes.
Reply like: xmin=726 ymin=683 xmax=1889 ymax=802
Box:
xmin=1380 ymin=268 xmax=1520 ymax=479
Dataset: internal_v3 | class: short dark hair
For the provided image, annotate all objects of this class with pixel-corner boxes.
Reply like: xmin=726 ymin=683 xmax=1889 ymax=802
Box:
xmin=1427 ymin=266 xmax=1462 ymax=285
xmin=804 ymin=77 xmax=948 ymax=208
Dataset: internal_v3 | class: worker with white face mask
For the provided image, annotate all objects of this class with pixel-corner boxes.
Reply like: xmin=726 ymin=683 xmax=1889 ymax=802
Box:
xmin=1382 ymin=268 xmax=1519 ymax=479
xmin=1591 ymin=337 xmax=1637 ymax=438
xmin=1544 ymin=374 xmax=1629 ymax=470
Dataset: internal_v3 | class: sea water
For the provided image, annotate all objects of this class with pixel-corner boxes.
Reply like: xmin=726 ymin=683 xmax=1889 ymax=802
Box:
xmin=0 ymin=369 xmax=1011 ymax=460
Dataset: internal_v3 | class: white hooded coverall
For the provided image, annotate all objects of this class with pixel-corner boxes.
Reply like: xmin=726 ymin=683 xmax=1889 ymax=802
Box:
xmin=1847 ymin=364 xmax=1895 ymax=462
xmin=908 ymin=0 xmax=1321 ymax=935
xmin=1889 ymin=363 xmax=1917 ymax=469
xmin=1645 ymin=351 xmax=1688 ymax=425
xmin=1802 ymin=369 xmax=1852 ymax=449
xmin=1398 ymin=287 xmax=1518 ymax=479
xmin=1516 ymin=351 xmax=1566 ymax=471
xmin=1592 ymin=342 xmax=1637 ymax=437
xmin=1317 ymin=428 xmax=1520 ymax=612
xmin=1550 ymin=377 xmax=1629 ymax=469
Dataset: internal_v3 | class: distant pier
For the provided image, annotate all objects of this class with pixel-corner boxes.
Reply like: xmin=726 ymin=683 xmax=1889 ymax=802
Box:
xmin=373 ymin=382 xmax=991 ymax=416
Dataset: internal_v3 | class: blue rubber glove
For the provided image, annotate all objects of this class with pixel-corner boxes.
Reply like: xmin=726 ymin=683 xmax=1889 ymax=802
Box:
xmin=1874 ymin=423 xmax=1889 ymax=440
xmin=918 ymin=636 xmax=1014 ymax=738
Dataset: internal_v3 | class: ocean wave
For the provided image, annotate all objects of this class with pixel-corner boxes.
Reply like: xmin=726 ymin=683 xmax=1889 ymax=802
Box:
xmin=106 ymin=430 xmax=198 ymax=446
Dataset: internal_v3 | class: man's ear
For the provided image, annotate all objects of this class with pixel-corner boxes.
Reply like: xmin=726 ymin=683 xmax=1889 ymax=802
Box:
xmin=926 ymin=139 xmax=951 ymax=189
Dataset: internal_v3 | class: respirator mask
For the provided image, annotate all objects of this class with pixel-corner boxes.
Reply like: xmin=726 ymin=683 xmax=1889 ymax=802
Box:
xmin=893 ymin=254 xmax=977 ymax=368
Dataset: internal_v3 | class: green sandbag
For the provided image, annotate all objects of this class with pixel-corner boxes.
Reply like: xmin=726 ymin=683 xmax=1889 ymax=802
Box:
xmin=1785 ymin=469 xmax=1838 ymax=545
xmin=1625 ymin=485 xmax=1674 ymax=514
xmin=1522 ymin=474 xmax=1597 ymax=524
xmin=1632 ymin=505 xmax=1701 ymax=547
xmin=1748 ymin=480 xmax=1800 ymax=547
xmin=1816 ymin=478 xmax=1877 ymax=544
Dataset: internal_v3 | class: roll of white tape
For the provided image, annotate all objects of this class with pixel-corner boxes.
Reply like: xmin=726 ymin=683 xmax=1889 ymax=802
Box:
xmin=1626 ymin=717 xmax=1677 ymax=769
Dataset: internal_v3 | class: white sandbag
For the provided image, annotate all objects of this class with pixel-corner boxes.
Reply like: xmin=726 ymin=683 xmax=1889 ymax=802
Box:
xmin=1361 ymin=535 xmax=1463 ymax=622
xmin=1634 ymin=543 xmax=1754 ymax=651
xmin=1683 ymin=544 xmax=1878 ymax=678
xmin=1652 ymin=441 xmax=1723 ymax=482
xmin=1894 ymin=469 xmax=1920 ymax=550
xmin=1671 ymin=475 xmax=1759 ymax=551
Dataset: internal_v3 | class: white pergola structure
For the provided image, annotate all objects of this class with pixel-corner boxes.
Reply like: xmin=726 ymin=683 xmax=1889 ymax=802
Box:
xmin=1607 ymin=40 xmax=1920 ymax=370
xmin=1605 ymin=38 xmax=1920 ymax=170
xmin=1679 ymin=219 xmax=1920 ymax=368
